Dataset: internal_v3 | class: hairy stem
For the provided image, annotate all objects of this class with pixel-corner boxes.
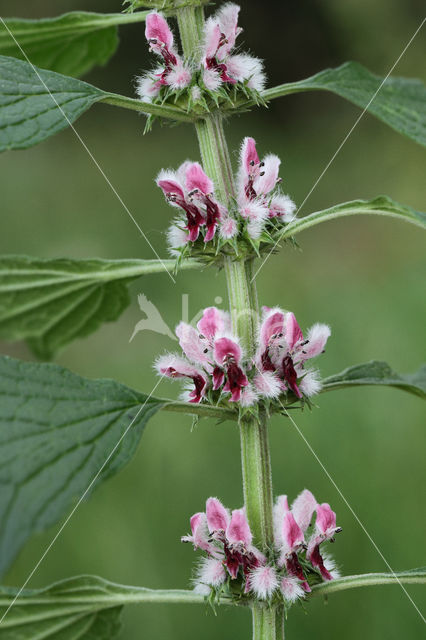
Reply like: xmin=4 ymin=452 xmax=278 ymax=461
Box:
xmin=195 ymin=116 xmax=275 ymax=551
xmin=174 ymin=4 xmax=281 ymax=638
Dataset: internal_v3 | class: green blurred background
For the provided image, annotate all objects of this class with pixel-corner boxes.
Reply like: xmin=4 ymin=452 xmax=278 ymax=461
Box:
xmin=0 ymin=0 xmax=425 ymax=637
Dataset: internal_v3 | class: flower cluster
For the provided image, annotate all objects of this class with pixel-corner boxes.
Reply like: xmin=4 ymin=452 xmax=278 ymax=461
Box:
xmin=136 ymin=5 xmax=265 ymax=107
xmin=155 ymin=306 xmax=330 ymax=408
xmin=157 ymin=137 xmax=296 ymax=260
xmin=182 ymin=491 xmax=341 ymax=604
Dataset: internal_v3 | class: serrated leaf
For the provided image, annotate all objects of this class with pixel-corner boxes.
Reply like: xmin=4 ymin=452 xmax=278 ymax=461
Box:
xmin=0 ymin=355 xmax=166 ymax=576
xmin=281 ymin=196 xmax=426 ymax=239
xmin=0 ymin=604 xmax=123 ymax=639
xmin=0 ymin=55 xmax=193 ymax=152
xmin=0 ymin=256 xmax=200 ymax=359
xmin=262 ymin=61 xmax=426 ymax=146
xmin=322 ymin=361 xmax=426 ymax=399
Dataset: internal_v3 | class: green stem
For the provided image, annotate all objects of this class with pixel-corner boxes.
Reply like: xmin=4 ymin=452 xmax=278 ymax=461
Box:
xmin=174 ymin=6 xmax=279 ymax=639
xmin=252 ymin=606 xmax=281 ymax=640
xmin=175 ymin=1 xmax=205 ymax=59
xmin=161 ymin=400 xmax=236 ymax=421
xmin=196 ymin=103 xmax=278 ymax=640
xmin=101 ymin=92 xmax=194 ymax=121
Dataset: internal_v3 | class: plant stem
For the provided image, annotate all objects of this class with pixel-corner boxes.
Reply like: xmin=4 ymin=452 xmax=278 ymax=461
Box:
xmin=196 ymin=112 xmax=280 ymax=640
xmin=174 ymin=4 xmax=282 ymax=638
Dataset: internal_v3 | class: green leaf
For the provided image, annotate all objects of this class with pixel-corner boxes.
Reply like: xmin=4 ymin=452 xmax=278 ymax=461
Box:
xmin=261 ymin=62 xmax=426 ymax=147
xmin=0 ymin=55 xmax=193 ymax=152
xmin=1 ymin=13 xmax=120 ymax=78
xmin=0 ymin=575 xmax=233 ymax=638
xmin=0 ymin=569 xmax=424 ymax=637
xmin=281 ymin=196 xmax=426 ymax=239
xmin=0 ymin=356 xmax=234 ymax=576
xmin=322 ymin=361 xmax=426 ymax=399
xmin=0 ymin=256 xmax=200 ymax=359
xmin=0 ymin=54 xmax=105 ymax=151
xmin=0 ymin=355 xmax=166 ymax=576
xmin=311 ymin=568 xmax=426 ymax=597
xmin=0 ymin=11 xmax=152 ymax=78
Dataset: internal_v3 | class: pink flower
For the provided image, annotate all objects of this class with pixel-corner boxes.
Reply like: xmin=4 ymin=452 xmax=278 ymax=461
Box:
xmin=202 ymin=4 xmax=265 ymax=90
xmin=175 ymin=322 xmax=212 ymax=372
xmin=157 ymin=162 xmax=224 ymax=243
xmin=274 ymin=490 xmax=318 ymax=592
xmin=307 ymin=503 xmax=342 ymax=581
xmin=184 ymin=491 xmax=341 ymax=602
xmin=237 ymin=137 xmax=296 ymax=238
xmin=137 ymin=12 xmax=191 ymax=102
xmin=213 ymin=336 xmax=249 ymax=402
xmin=181 ymin=512 xmax=219 ymax=556
xmin=185 ymin=162 xmax=221 ymax=241
xmin=186 ymin=498 xmax=263 ymax=585
xmin=256 ymin=306 xmax=330 ymax=399
xmin=155 ymin=306 xmax=329 ymax=405
xmin=198 ymin=306 xmax=231 ymax=339
xmin=155 ymin=354 xmax=207 ymax=403
xmin=145 ymin=12 xmax=174 ymax=56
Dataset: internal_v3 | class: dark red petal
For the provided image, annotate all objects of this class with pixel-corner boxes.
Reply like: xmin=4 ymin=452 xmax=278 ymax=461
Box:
xmin=309 ymin=545 xmax=333 ymax=581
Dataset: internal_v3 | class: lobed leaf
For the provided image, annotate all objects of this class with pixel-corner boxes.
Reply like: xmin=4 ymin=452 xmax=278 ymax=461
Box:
xmin=281 ymin=196 xmax=426 ymax=239
xmin=0 ymin=256 xmax=200 ymax=359
xmin=0 ymin=55 xmax=193 ymax=152
xmin=322 ymin=360 xmax=426 ymax=399
xmin=261 ymin=62 xmax=426 ymax=146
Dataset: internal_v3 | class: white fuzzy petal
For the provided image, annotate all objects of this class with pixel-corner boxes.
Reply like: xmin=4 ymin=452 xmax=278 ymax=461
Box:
xmin=167 ymin=222 xmax=188 ymax=253
xmin=220 ymin=217 xmax=238 ymax=239
xmin=280 ymin=576 xmax=305 ymax=603
xmin=269 ymin=193 xmax=297 ymax=221
xmin=249 ymin=565 xmax=279 ymax=600
xmin=299 ymin=369 xmax=322 ymax=397
xmin=239 ymin=383 xmax=258 ymax=407
xmin=167 ymin=63 xmax=192 ymax=90
xmin=253 ymin=371 xmax=282 ymax=398
xmin=203 ymin=68 xmax=223 ymax=91
xmin=194 ymin=557 xmax=227 ymax=588
xmin=135 ymin=72 xmax=161 ymax=102
xmin=226 ymin=54 xmax=265 ymax=91
xmin=247 ymin=217 xmax=266 ymax=239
